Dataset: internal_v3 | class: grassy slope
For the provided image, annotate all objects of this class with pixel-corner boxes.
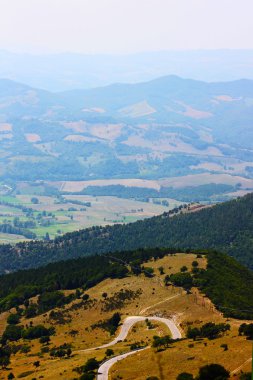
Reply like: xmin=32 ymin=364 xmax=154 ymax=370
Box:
xmin=0 ymin=254 xmax=251 ymax=380
xmin=1 ymin=249 xmax=253 ymax=319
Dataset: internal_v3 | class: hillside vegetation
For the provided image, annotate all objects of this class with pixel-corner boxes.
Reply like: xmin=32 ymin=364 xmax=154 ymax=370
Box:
xmin=0 ymin=249 xmax=253 ymax=320
xmin=1 ymin=193 xmax=253 ymax=273
xmin=0 ymin=252 xmax=252 ymax=380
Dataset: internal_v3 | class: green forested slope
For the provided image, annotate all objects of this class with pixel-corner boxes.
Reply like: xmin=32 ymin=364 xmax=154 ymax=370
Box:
xmin=196 ymin=252 xmax=253 ymax=319
xmin=0 ymin=193 xmax=253 ymax=273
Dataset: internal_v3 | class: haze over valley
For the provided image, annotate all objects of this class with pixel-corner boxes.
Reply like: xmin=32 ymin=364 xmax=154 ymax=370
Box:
xmin=0 ymin=1 xmax=253 ymax=379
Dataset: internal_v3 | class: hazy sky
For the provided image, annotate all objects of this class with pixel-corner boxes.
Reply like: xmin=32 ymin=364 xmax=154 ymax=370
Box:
xmin=1 ymin=0 xmax=253 ymax=54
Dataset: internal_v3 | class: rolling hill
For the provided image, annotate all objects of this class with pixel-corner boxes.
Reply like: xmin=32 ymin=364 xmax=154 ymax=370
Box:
xmin=1 ymin=192 xmax=253 ymax=273
xmin=0 ymin=250 xmax=252 ymax=379
xmin=1 ymin=76 xmax=253 ymax=190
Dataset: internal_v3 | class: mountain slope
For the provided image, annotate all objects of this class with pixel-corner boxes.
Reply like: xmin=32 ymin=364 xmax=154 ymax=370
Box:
xmin=1 ymin=193 xmax=253 ymax=273
xmin=1 ymin=76 xmax=253 ymax=183
xmin=0 ymin=249 xmax=253 ymax=319
xmin=0 ymin=250 xmax=252 ymax=379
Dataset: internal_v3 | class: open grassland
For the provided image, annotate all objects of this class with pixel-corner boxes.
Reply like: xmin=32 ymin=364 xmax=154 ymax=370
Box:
xmin=0 ymin=253 xmax=251 ymax=380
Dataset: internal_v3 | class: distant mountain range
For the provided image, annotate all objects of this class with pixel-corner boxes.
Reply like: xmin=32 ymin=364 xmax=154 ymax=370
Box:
xmin=1 ymin=75 xmax=253 ymax=190
xmin=1 ymin=49 xmax=253 ymax=91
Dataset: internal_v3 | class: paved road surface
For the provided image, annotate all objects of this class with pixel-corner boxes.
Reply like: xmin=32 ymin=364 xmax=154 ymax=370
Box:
xmin=96 ymin=315 xmax=181 ymax=380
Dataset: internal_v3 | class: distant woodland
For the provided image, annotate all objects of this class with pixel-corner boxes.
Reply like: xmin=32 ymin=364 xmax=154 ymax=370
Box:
xmin=1 ymin=193 xmax=253 ymax=273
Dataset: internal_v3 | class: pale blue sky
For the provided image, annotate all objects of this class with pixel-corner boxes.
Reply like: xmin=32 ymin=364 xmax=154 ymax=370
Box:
xmin=0 ymin=0 xmax=253 ymax=53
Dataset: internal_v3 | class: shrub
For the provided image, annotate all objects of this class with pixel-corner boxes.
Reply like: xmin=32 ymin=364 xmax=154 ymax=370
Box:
xmin=170 ymin=272 xmax=193 ymax=290
xmin=105 ymin=348 xmax=114 ymax=356
xmin=7 ymin=313 xmax=21 ymax=325
xmin=187 ymin=322 xmax=230 ymax=340
xmin=177 ymin=373 xmax=194 ymax=380
xmin=239 ymin=323 xmax=253 ymax=340
xmin=240 ymin=373 xmax=252 ymax=380
xmin=83 ymin=358 xmax=99 ymax=371
xmin=22 ymin=325 xmax=55 ymax=340
xmin=1 ymin=325 xmax=23 ymax=343
xmin=196 ymin=364 xmax=229 ymax=380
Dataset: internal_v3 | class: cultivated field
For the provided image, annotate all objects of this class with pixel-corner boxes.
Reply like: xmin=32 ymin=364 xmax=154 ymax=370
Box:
xmin=0 ymin=193 xmax=179 ymax=242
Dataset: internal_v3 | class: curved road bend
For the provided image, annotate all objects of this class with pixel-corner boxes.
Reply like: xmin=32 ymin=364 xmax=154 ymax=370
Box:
xmin=79 ymin=315 xmax=181 ymax=353
xmin=96 ymin=316 xmax=182 ymax=380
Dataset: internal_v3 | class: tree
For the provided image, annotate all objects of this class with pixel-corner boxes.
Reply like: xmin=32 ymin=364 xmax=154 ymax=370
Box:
xmin=196 ymin=364 xmax=229 ymax=380
xmin=66 ymin=348 xmax=72 ymax=357
xmin=0 ymin=347 xmax=10 ymax=369
xmin=7 ymin=313 xmax=20 ymax=325
xmin=152 ymin=335 xmax=172 ymax=350
xmin=102 ymin=292 xmax=108 ymax=299
xmin=1 ymin=325 xmax=23 ymax=343
xmin=83 ymin=357 xmax=99 ymax=372
xmin=239 ymin=323 xmax=253 ymax=340
xmin=158 ymin=266 xmax=165 ymax=275
xmin=164 ymin=274 xmax=171 ymax=286
xmin=81 ymin=293 xmax=89 ymax=302
xmin=187 ymin=327 xmax=200 ymax=340
xmin=8 ymin=373 xmax=15 ymax=379
xmin=39 ymin=335 xmax=50 ymax=345
xmin=180 ymin=266 xmax=188 ymax=272
xmin=80 ymin=374 xmax=95 ymax=380
xmin=143 ymin=267 xmax=154 ymax=278
xmin=240 ymin=373 xmax=252 ymax=380
xmin=105 ymin=348 xmax=114 ymax=357
xmin=177 ymin=373 xmax=194 ymax=380
xmin=192 ymin=261 xmax=199 ymax=267
xmin=33 ymin=361 xmax=40 ymax=368
xmin=170 ymin=272 xmax=193 ymax=290
xmin=31 ymin=197 xmax=39 ymax=204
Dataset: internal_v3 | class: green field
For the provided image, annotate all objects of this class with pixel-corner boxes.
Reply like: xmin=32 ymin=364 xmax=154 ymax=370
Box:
xmin=0 ymin=193 xmax=181 ymax=243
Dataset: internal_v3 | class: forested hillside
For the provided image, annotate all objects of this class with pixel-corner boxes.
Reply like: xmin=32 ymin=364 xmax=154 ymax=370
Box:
xmin=0 ymin=193 xmax=253 ymax=273
xmin=0 ymin=249 xmax=252 ymax=319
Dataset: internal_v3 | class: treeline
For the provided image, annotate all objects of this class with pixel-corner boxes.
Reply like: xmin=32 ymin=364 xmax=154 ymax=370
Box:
xmin=0 ymin=248 xmax=253 ymax=320
xmin=0 ymin=224 xmax=36 ymax=239
xmin=79 ymin=183 xmax=234 ymax=202
xmin=0 ymin=248 xmax=172 ymax=311
xmin=1 ymin=193 xmax=253 ymax=273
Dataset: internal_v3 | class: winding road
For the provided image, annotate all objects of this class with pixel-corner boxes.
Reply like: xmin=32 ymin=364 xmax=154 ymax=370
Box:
xmin=94 ymin=316 xmax=182 ymax=380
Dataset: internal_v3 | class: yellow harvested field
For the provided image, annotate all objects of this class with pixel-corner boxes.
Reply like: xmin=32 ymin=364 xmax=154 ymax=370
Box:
xmin=123 ymin=134 xmax=222 ymax=156
xmin=176 ymin=101 xmax=213 ymax=119
xmin=90 ymin=123 xmax=123 ymax=140
xmin=215 ymin=95 xmax=238 ymax=102
xmin=159 ymin=172 xmax=253 ymax=189
xmin=25 ymin=133 xmax=41 ymax=143
xmin=0 ymin=123 xmax=12 ymax=131
xmin=59 ymin=178 xmax=161 ymax=192
xmin=118 ymin=101 xmax=156 ymax=118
